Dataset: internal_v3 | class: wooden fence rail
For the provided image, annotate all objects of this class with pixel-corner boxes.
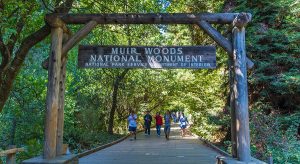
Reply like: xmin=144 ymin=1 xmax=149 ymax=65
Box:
xmin=0 ymin=146 xmax=24 ymax=164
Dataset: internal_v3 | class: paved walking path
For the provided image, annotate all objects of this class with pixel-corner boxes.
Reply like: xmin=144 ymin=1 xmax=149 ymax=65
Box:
xmin=79 ymin=125 xmax=220 ymax=164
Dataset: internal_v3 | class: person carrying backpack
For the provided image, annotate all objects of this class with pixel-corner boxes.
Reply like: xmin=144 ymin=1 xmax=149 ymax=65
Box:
xmin=179 ymin=113 xmax=189 ymax=137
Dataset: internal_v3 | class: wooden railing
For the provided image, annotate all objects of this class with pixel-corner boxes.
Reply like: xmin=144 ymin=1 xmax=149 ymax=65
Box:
xmin=0 ymin=145 xmax=24 ymax=164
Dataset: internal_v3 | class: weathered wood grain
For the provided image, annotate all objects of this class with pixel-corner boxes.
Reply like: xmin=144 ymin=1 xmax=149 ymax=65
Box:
xmin=229 ymin=56 xmax=238 ymax=158
xmin=56 ymin=33 xmax=69 ymax=156
xmin=0 ymin=148 xmax=24 ymax=157
xmin=44 ymin=27 xmax=63 ymax=159
xmin=0 ymin=145 xmax=24 ymax=164
xmin=45 ymin=13 xmax=245 ymax=25
xmin=197 ymin=20 xmax=232 ymax=53
xmin=62 ymin=20 xmax=97 ymax=55
xmin=232 ymin=26 xmax=251 ymax=162
xmin=56 ymin=56 xmax=66 ymax=156
xmin=196 ymin=20 xmax=254 ymax=69
xmin=233 ymin=13 xmax=252 ymax=29
xmin=45 ymin=17 xmax=71 ymax=35
xmin=79 ymin=128 xmax=220 ymax=163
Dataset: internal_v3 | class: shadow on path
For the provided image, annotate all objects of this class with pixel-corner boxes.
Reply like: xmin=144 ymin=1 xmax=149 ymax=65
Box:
xmin=79 ymin=124 xmax=219 ymax=164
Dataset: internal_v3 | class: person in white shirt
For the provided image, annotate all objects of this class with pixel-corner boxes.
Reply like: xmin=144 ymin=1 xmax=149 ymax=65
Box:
xmin=128 ymin=111 xmax=137 ymax=140
xmin=179 ymin=113 xmax=189 ymax=137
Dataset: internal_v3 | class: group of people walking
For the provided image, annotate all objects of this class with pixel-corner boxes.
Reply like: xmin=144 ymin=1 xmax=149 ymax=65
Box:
xmin=127 ymin=110 xmax=189 ymax=140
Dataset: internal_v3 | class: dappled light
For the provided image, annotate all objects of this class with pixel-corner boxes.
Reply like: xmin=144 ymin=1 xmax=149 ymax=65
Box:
xmin=0 ymin=0 xmax=299 ymax=164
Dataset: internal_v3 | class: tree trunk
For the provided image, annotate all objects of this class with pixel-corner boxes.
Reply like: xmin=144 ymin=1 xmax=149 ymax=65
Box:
xmin=108 ymin=69 xmax=130 ymax=134
xmin=0 ymin=0 xmax=74 ymax=112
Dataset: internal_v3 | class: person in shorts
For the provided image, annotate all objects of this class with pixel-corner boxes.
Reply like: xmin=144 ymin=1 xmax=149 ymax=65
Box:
xmin=179 ymin=113 xmax=189 ymax=137
xmin=128 ymin=111 xmax=137 ymax=140
xmin=164 ymin=110 xmax=172 ymax=140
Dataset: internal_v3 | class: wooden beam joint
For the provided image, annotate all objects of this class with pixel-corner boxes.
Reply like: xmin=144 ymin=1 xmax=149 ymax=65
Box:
xmin=196 ymin=20 xmax=254 ymax=69
xmin=45 ymin=16 xmax=71 ymax=35
xmin=62 ymin=20 xmax=98 ymax=55
xmin=42 ymin=21 xmax=97 ymax=70
xmin=233 ymin=13 xmax=252 ymax=29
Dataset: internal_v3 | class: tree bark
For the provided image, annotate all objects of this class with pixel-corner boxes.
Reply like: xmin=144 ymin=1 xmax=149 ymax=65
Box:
xmin=0 ymin=0 xmax=74 ymax=112
xmin=108 ymin=69 xmax=130 ymax=134
xmin=0 ymin=25 xmax=51 ymax=112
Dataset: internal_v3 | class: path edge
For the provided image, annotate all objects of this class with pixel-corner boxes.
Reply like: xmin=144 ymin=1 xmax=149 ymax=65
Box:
xmin=191 ymin=133 xmax=266 ymax=164
xmin=191 ymin=133 xmax=231 ymax=157
xmin=77 ymin=130 xmax=143 ymax=158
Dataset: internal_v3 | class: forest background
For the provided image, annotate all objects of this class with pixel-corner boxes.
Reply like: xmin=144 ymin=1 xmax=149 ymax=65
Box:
xmin=0 ymin=0 xmax=299 ymax=163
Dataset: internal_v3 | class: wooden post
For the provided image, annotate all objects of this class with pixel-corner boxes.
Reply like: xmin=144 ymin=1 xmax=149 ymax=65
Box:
xmin=44 ymin=22 xmax=63 ymax=159
xmin=232 ymin=13 xmax=251 ymax=162
xmin=229 ymin=55 xmax=238 ymax=158
xmin=227 ymin=32 xmax=238 ymax=158
xmin=56 ymin=33 xmax=69 ymax=156
xmin=55 ymin=56 xmax=66 ymax=156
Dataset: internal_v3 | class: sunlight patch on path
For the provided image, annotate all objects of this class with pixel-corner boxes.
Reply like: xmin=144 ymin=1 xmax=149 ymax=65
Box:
xmin=79 ymin=126 xmax=220 ymax=164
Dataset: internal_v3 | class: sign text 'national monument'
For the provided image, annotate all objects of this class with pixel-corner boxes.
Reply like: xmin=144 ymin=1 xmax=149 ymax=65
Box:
xmin=78 ymin=46 xmax=216 ymax=69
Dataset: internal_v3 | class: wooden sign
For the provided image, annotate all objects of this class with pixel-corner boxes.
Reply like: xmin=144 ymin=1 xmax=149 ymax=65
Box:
xmin=78 ymin=46 xmax=216 ymax=69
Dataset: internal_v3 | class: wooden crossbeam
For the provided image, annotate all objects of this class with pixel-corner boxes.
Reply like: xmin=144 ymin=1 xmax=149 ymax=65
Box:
xmin=45 ymin=17 xmax=71 ymax=35
xmin=42 ymin=21 xmax=97 ymax=69
xmin=45 ymin=13 xmax=244 ymax=25
xmin=196 ymin=20 xmax=254 ymax=69
xmin=197 ymin=20 xmax=232 ymax=54
xmin=62 ymin=20 xmax=98 ymax=55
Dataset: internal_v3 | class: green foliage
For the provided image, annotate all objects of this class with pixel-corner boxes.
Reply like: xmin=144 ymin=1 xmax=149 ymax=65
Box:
xmin=0 ymin=46 xmax=48 ymax=162
xmin=1 ymin=0 xmax=299 ymax=163
xmin=232 ymin=0 xmax=300 ymax=163
xmin=250 ymin=104 xmax=300 ymax=163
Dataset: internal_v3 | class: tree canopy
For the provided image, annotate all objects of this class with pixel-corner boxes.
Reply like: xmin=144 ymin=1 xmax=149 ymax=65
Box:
xmin=0 ymin=0 xmax=299 ymax=163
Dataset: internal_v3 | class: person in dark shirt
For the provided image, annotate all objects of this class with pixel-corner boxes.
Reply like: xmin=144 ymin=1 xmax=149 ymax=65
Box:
xmin=144 ymin=111 xmax=152 ymax=135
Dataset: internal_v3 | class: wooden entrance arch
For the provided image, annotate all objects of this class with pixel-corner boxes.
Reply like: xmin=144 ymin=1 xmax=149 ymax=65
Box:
xmin=42 ymin=13 xmax=252 ymax=162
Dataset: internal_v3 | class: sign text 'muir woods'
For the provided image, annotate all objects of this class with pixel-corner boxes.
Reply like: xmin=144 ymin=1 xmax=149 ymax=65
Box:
xmin=78 ymin=46 xmax=216 ymax=69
